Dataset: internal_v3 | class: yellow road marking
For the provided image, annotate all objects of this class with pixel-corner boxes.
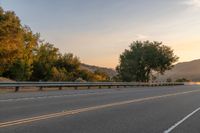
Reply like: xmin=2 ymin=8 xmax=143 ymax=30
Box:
xmin=1 ymin=89 xmax=200 ymax=128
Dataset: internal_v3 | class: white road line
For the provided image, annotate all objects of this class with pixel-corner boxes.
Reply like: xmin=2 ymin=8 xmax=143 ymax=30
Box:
xmin=1 ymin=89 xmax=200 ymax=128
xmin=164 ymin=106 xmax=200 ymax=133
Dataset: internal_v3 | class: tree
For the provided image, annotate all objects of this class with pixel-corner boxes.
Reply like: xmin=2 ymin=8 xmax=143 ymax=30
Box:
xmin=116 ymin=41 xmax=179 ymax=82
xmin=94 ymin=69 xmax=110 ymax=81
xmin=31 ymin=43 xmax=60 ymax=81
xmin=0 ymin=6 xmax=85 ymax=81
xmin=4 ymin=59 xmax=29 ymax=81
xmin=55 ymin=53 xmax=80 ymax=73
xmin=77 ymin=69 xmax=95 ymax=81
xmin=55 ymin=53 xmax=81 ymax=81
xmin=31 ymin=44 xmax=81 ymax=81
xmin=21 ymin=26 xmax=40 ymax=79
xmin=0 ymin=7 xmax=24 ymax=73
xmin=50 ymin=67 xmax=67 ymax=81
xmin=0 ymin=6 xmax=39 ymax=80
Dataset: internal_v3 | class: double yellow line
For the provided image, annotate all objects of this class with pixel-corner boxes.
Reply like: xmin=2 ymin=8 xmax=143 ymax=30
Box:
xmin=1 ymin=89 xmax=200 ymax=128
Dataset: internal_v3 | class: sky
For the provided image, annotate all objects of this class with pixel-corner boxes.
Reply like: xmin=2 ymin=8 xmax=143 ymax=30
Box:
xmin=1 ymin=0 xmax=200 ymax=68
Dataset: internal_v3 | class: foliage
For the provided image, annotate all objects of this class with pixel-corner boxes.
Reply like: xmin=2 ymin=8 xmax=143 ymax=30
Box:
xmin=31 ymin=43 xmax=60 ymax=81
xmin=94 ymin=69 xmax=110 ymax=81
xmin=3 ymin=59 xmax=26 ymax=81
xmin=116 ymin=41 xmax=179 ymax=82
xmin=175 ymin=78 xmax=190 ymax=82
xmin=77 ymin=69 xmax=96 ymax=81
xmin=50 ymin=67 xmax=67 ymax=81
xmin=166 ymin=78 xmax=172 ymax=82
xmin=0 ymin=7 xmax=24 ymax=73
xmin=0 ymin=7 xmax=39 ymax=80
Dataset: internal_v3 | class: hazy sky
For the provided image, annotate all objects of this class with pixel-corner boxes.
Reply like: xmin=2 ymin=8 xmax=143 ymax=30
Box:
xmin=1 ymin=0 xmax=200 ymax=68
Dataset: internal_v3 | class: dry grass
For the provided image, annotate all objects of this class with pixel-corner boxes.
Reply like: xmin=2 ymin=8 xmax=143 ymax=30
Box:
xmin=0 ymin=77 xmax=15 ymax=82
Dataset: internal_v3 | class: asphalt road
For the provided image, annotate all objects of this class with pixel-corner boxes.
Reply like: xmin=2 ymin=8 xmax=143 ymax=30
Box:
xmin=1 ymin=85 xmax=200 ymax=133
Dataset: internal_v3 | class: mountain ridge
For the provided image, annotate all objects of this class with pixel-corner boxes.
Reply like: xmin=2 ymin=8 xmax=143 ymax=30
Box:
xmin=157 ymin=59 xmax=200 ymax=81
xmin=80 ymin=63 xmax=117 ymax=77
xmin=82 ymin=59 xmax=200 ymax=81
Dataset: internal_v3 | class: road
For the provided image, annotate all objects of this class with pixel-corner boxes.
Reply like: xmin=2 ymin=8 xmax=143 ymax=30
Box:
xmin=1 ymin=85 xmax=200 ymax=133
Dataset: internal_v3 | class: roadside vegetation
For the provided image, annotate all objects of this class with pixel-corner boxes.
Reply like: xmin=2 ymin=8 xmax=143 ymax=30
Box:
xmin=116 ymin=41 xmax=178 ymax=82
xmin=0 ymin=6 xmax=178 ymax=82
xmin=0 ymin=6 xmax=110 ymax=82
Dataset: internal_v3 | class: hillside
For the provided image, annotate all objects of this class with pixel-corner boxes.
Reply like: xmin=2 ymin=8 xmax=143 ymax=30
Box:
xmin=80 ymin=64 xmax=117 ymax=77
xmin=157 ymin=59 xmax=200 ymax=81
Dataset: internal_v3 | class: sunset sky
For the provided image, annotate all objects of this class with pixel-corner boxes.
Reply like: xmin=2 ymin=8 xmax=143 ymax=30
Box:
xmin=1 ymin=0 xmax=200 ymax=68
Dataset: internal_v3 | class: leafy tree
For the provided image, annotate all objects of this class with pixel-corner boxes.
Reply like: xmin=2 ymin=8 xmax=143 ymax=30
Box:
xmin=55 ymin=53 xmax=81 ymax=81
xmin=55 ymin=53 xmax=80 ymax=72
xmin=112 ymin=75 xmax=121 ymax=82
xmin=4 ymin=59 xmax=29 ymax=81
xmin=31 ymin=43 xmax=60 ymax=81
xmin=77 ymin=69 xmax=95 ymax=81
xmin=94 ymin=69 xmax=110 ymax=81
xmin=0 ymin=7 xmax=39 ymax=80
xmin=31 ymin=44 xmax=82 ymax=81
xmin=116 ymin=41 xmax=179 ymax=82
xmin=50 ymin=67 xmax=67 ymax=81
xmin=22 ymin=26 xmax=40 ymax=77
xmin=0 ymin=7 xmax=24 ymax=73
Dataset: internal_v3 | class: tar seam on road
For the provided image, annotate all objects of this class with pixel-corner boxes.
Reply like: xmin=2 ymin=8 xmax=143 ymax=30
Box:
xmin=0 ymin=89 xmax=200 ymax=128
xmin=163 ymin=106 xmax=200 ymax=133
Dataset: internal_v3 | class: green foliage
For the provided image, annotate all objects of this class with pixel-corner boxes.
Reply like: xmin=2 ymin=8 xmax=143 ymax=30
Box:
xmin=0 ymin=6 xmax=113 ymax=82
xmin=0 ymin=8 xmax=24 ymax=73
xmin=0 ymin=7 xmax=39 ymax=80
xmin=31 ymin=43 xmax=82 ymax=81
xmin=166 ymin=78 xmax=172 ymax=82
xmin=3 ymin=59 xmax=28 ymax=81
xmin=31 ymin=43 xmax=60 ymax=81
xmin=56 ymin=53 xmax=80 ymax=73
xmin=175 ymin=78 xmax=190 ymax=82
xmin=94 ymin=69 xmax=110 ymax=81
xmin=77 ymin=69 xmax=96 ymax=81
xmin=50 ymin=67 xmax=67 ymax=81
xmin=112 ymin=75 xmax=121 ymax=82
xmin=116 ymin=41 xmax=179 ymax=82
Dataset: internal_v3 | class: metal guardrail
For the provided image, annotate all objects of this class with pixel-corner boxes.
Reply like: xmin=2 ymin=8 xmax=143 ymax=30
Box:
xmin=0 ymin=82 xmax=184 ymax=92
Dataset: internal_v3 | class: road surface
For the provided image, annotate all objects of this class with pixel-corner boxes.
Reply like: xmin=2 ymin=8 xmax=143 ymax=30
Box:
xmin=1 ymin=85 xmax=200 ymax=133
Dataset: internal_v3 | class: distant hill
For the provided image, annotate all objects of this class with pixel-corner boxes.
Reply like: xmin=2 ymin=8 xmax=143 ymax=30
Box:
xmin=80 ymin=64 xmax=117 ymax=77
xmin=157 ymin=59 xmax=200 ymax=81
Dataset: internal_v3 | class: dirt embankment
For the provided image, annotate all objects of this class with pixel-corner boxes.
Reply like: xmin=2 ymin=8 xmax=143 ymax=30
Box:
xmin=0 ymin=77 xmax=16 ymax=93
xmin=0 ymin=77 xmax=15 ymax=82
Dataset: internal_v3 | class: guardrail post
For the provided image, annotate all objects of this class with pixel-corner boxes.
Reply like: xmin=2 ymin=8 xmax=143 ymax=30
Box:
xmin=15 ymin=86 xmax=19 ymax=92
xmin=88 ymin=86 xmax=90 ymax=89
xmin=59 ymin=87 xmax=62 ymax=90
xmin=39 ymin=86 xmax=43 ymax=91
xmin=108 ymin=86 xmax=111 ymax=89
xmin=99 ymin=86 xmax=101 ymax=89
